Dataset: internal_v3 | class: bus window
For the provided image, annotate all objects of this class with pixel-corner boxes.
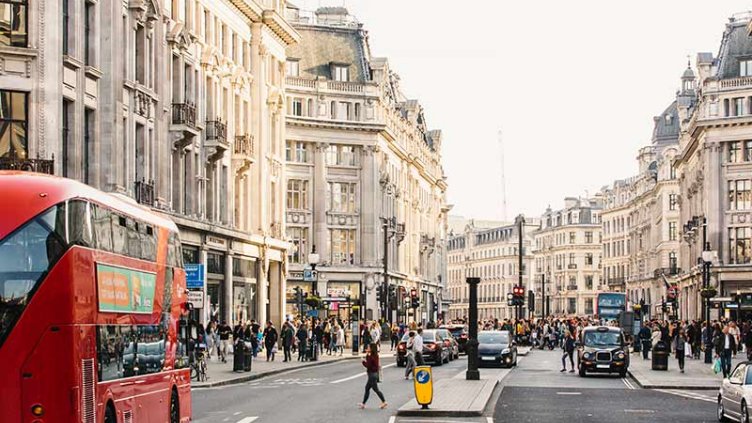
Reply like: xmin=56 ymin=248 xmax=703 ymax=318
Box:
xmin=126 ymin=218 xmax=142 ymax=259
xmin=139 ymin=223 xmax=157 ymax=262
xmin=67 ymin=200 xmax=93 ymax=247
xmin=0 ymin=205 xmax=67 ymax=347
xmin=97 ymin=325 xmax=136 ymax=381
xmin=92 ymin=205 xmax=113 ymax=252
xmin=135 ymin=325 xmax=166 ymax=375
xmin=167 ymin=232 xmax=183 ymax=269
xmin=111 ymin=213 xmax=128 ymax=256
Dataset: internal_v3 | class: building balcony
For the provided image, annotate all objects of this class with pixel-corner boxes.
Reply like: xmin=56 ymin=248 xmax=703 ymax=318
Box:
xmin=233 ymin=134 xmax=255 ymax=157
xmin=134 ymin=178 xmax=155 ymax=207
xmin=653 ymin=267 xmax=681 ymax=277
xmin=205 ymin=119 xmax=228 ymax=150
xmin=566 ymin=284 xmax=578 ymax=291
xmin=608 ymin=277 xmax=625 ymax=288
xmin=0 ymin=156 xmax=54 ymax=175
xmin=172 ymin=102 xmax=197 ymax=128
xmin=568 ymin=264 xmax=577 ymax=269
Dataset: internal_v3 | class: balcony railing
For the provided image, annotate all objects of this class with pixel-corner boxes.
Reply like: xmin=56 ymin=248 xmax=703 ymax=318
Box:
xmin=172 ymin=102 xmax=196 ymax=128
xmin=654 ymin=267 xmax=681 ymax=277
xmin=608 ymin=277 xmax=626 ymax=288
xmin=134 ymin=178 xmax=155 ymax=206
xmin=720 ymin=76 xmax=752 ymax=89
xmin=234 ymin=134 xmax=255 ymax=157
xmin=568 ymin=264 xmax=577 ymax=269
xmin=0 ymin=156 xmax=55 ymax=174
xmin=205 ymin=119 xmax=228 ymax=149
xmin=566 ymin=284 xmax=578 ymax=291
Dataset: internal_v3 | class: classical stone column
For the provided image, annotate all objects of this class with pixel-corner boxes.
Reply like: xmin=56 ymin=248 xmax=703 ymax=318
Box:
xmin=268 ymin=261 xmax=284 ymax=327
xmin=225 ymin=252 xmax=234 ymax=325
xmin=361 ymin=145 xmax=378 ymax=265
xmin=313 ymin=143 xmax=328 ymax=260
xmin=257 ymin=255 xmax=268 ymax=324
xmin=200 ymin=248 xmax=208 ymax=325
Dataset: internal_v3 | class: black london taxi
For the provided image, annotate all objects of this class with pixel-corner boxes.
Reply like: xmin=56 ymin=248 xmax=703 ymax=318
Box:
xmin=577 ymin=326 xmax=629 ymax=377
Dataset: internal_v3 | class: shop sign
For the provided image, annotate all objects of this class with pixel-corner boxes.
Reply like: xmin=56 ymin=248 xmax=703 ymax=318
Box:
xmin=206 ymin=236 xmax=227 ymax=250
xmin=96 ymin=263 xmax=156 ymax=314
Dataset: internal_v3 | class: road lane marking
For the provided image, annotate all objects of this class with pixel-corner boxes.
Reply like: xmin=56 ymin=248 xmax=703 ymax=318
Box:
xmin=622 ymin=377 xmax=636 ymax=390
xmin=236 ymin=417 xmax=258 ymax=423
xmin=556 ymin=392 xmax=581 ymax=395
xmin=330 ymin=363 xmax=397 ymax=384
xmin=487 ymin=417 xmax=494 ymax=423
xmin=624 ymin=409 xmax=655 ymax=413
xmin=655 ymin=389 xmax=716 ymax=403
xmin=388 ymin=416 xmax=395 ymax=423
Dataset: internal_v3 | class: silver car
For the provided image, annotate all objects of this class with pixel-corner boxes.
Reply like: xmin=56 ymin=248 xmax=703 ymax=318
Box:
xmin=718 ymin=361 xmax=752 ymax=422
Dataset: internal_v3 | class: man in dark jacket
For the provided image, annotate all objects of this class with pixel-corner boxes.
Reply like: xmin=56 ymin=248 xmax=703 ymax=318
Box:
xmin=263 ymin=321 xmax=279 ymax=362
xmin=281 ymin=322 xmax=294 ymax=362
xmin=639 ymin=324 xmax=652 ymax=360
xmin=715 ymin=325 xmax=737 ymax=378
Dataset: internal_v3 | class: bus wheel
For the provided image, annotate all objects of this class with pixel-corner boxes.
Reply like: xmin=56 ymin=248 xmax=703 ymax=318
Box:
xmin=104 ymin=403 xmax=117 ymax=423
xmin=170 ymin=387 xmax=180 ymax=423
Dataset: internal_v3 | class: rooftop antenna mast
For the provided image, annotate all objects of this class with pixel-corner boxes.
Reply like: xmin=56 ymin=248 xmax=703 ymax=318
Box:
xmin=498 ymin=130 xmax=508 ymax=222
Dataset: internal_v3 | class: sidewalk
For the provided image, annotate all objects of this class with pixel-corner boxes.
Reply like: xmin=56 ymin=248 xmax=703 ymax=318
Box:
xmin=396 ymin=358 xmax=516 ymax=417
xmin=192 ymin=349 xmax=362 ymax=388
xmin=628 ymin=350 xmax=744 ymax=390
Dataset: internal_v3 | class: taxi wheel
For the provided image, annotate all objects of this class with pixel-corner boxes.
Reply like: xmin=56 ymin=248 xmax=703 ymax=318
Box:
xmin=718 ymin=396 xmax=728 ymax=422
xmin=741 ymin=400 xmax=749 ymax=423
xmin=578 ymin=365 xmax=586 ymax=377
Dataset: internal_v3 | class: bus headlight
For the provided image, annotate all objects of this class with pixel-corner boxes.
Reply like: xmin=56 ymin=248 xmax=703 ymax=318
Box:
xmin=31 ymin=404 xmax=44 ymax=417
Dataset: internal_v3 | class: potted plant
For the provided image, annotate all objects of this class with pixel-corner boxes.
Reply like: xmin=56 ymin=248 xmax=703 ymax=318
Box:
xmin=700 ymin=287 xmax=718 ymax=299
xmin=305 ymin=295 xmax=322 ymax=309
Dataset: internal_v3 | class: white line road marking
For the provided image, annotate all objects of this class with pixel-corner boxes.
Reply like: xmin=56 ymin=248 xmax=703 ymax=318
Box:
xmin=556 ymin=392 xmax=581 ymax=395
xmin=655 ymin=389 xmax=716 ymax=403
xmin=236 ymin=417 xmax=258 ymax=423
xmin=624 ymin=409 xmax=655 ymax=413
xmin=622 ymin=377 xmax=636 ymax=390
xmin=487 ymin=417 xmax=494 ymax=423
xmin=388 ymin=416 xmax=396 ymax=423
xmin=330 ymin=363 xmax=397 ymax=384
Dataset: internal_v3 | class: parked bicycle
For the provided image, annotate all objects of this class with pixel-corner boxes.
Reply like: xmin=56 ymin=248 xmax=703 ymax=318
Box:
xmin=190 ymin=344 xmax=209 ymax=382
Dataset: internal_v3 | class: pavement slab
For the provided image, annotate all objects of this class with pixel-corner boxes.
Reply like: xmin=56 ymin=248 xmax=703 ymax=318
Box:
xmin=627 ymin=351 xmax=744 ymax=390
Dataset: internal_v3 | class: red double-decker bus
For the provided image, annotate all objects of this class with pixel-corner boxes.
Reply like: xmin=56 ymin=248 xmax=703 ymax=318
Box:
xmin=0 ymin=171 xmax=191 ymax=422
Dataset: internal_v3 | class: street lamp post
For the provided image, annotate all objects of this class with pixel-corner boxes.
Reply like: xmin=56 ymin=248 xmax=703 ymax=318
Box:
xmin=380 ymin=217 xmax=405 ymax=324
xmin=308 ymin=246 xmax=320 ymax=295
xmin=516 ymin=215 xmax=525 ymax=321
xmin=684 ymin=216 xmax=715 ymax=323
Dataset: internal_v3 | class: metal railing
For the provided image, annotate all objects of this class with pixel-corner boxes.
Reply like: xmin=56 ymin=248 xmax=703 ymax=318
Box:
xmin=234 ymin=134 xmax=254 ymax=156
xmin=607 ymin=277 xmax=626 ymax=287
xmin=0 ymin=156 xmax=54 ymax=174
xmin=172 ymin=102 xmax=197 ymax=128
xmin=134 ymin=178 xmax=155 ymax=206
xmin=205 ymin=119 xmax=227 ymax=146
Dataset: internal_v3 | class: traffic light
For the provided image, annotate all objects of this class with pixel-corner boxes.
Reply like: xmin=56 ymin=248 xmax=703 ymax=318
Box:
xmin=294 ymin=287 xmax=303 ymax=305
xmin=388 ymin=285 xmax=397 ymax=306
xmin=527 ymin=290 xmax=535 ymax=312
xmin=410 ymin=288 xmax=420 ymax=308
xmin=376 ymin=284 xmax=384 ymax=304
xmin=511 ymin=286 xmax=525 ymax=306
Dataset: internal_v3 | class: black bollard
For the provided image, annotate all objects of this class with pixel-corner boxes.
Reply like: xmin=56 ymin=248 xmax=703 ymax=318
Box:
xmin=466 ymin=277 xmax=480 ymax=380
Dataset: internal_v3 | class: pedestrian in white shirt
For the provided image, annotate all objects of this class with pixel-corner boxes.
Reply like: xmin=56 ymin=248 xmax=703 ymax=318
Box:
xmin=413 ymin=328 xmax=425 ymax=365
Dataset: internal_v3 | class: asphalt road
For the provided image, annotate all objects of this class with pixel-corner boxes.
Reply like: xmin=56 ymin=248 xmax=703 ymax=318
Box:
xmin=192 ymin=350 xmax=470 ymax=423
xmin=192 ymin=347 xmax=721 ymax=423
xmin=495 ymin=349 xmax=718 ymax=423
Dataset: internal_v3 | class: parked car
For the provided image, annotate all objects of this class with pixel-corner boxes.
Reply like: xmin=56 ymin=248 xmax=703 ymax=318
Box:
xmin=395 ymin=329 xmax=450 ymax=367
xmin=576 ymin=326 xmax=629 ymax=377
xmin=441 ymin=324 xmax=468 ymax=353
xmin=477 ymin=330 xmax=517 ymax=368
xmin=436 ymin=328 xmax=460 ymax=360
xmin=718 ymin=361 xmax=752 ymax=422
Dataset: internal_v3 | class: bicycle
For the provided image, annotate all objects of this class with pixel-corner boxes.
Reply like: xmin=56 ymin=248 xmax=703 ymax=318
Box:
xmin=190 ymin=346 xmax=209 ymax=382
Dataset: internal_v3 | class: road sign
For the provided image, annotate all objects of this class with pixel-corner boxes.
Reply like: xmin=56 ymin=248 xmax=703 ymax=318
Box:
xmin=187 ymin=290 xmax=204 ymax=309
xmin=303 ymin=269 xmax=317 ymax=282
xmin=185 ymin=264 xmax=205 ymax=289
xmin=413 ymin=366 xmax=433 ymax=409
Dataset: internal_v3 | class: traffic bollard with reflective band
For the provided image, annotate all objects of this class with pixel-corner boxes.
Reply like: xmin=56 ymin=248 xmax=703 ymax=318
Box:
xmin=413 ymin=366 xmax=433 ymax=409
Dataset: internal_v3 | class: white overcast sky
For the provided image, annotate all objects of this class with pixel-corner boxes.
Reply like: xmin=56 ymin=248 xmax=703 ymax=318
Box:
xmin=296 ymin=0 xmax=752 ymax=221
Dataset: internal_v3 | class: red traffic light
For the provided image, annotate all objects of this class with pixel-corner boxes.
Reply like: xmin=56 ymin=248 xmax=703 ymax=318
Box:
xmin=410 ymin=288 xmax=417 ymax=298
xmin=513 ymin=286 xmax=524 ymax=296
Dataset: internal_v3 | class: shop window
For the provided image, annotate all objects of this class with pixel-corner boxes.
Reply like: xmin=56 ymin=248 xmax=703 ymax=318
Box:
xmin=207 ymin=252 xmax=224 ymax=274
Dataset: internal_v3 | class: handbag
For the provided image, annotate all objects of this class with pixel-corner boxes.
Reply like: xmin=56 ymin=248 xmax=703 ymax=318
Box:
xmin=713 ymin=357 xmax=722 ymax=374
xmin=378 ymin=365 xmax=384 ymax=383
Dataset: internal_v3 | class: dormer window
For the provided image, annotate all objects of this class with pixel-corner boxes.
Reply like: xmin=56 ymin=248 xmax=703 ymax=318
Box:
xmin=665 ymin=114 xmax=673 ymax=125
xmin=741 ymin=59 xmax=752 ymax=77
xmin=286 ymin=59 xmax=299 ymax=77
xmin=333 ymin=65 xmax=349 ymax=82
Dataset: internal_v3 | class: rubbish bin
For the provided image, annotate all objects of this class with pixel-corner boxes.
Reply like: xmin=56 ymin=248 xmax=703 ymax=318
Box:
xmin=243 ymin=341 xmax=253 ymax=372
xmin=233 ymin=339 xmax=246 ymax=372
xmin=652 ymin=340 xmax=669 ymax=371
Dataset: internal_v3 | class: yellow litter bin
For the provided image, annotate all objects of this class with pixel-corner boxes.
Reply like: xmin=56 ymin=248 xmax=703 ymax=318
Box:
xmin=413 ymin=366 xmax=433 ymax=409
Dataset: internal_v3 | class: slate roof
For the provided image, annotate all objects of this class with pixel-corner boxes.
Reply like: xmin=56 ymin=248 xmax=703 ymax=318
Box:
xmin=652 ymin=101 xmax=679 ymax=147
xmin=717 ymin=17 xmax=752 ymax=79
xmin=287 ymin=22 xmax=369 ymax=82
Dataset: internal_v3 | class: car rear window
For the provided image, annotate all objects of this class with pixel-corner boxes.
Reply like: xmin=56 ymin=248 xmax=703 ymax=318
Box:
xmin=422 ymin=333 xmax=435 ymax=342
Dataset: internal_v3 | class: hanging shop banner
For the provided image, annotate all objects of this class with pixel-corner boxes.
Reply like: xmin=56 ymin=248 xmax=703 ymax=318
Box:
xmin=96 ymin=263 xmax=157 ymax=314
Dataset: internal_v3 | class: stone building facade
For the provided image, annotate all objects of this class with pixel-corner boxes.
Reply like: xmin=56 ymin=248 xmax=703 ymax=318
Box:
xmin=446 ymin=219 xmax=537 ymax=322
xmin=600 ymin=74 xmax=687 ymax=319
xmin=533 ymin=198 xmax=603 ymax=316
xmin=282 ymin=6 xmax=449 ymax=324
xmin=0 ymin=0 xmax=299 ymax=328
xmin=675 ymin=14 xmax=752 ymax=321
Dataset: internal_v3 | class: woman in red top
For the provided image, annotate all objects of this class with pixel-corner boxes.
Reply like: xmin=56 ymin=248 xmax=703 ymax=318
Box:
xmin=360 ymin=343 xmax=388 ymax=409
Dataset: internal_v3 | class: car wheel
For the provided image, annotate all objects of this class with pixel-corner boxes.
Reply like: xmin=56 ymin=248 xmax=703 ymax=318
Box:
xmin=619 ymin=370 xmax=627 ymax=378
xmin=579 ymin=365 xmax=586 ymax=377
xmin=742 ymin=400 xmax=749 ymax=423
xmin=435 ymin=354 xmax=443 ymax=366
xmin=718 ymin=396 xmax=728 ymax=422
xmin=397 ymin=360 xmax=405 ymax=367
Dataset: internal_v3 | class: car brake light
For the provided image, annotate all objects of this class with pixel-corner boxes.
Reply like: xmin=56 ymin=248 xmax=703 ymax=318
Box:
xmin=427 ymin=344 xmax=437 ymax=350
xmin=460 ymin=334 xmax=467 ymax=339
